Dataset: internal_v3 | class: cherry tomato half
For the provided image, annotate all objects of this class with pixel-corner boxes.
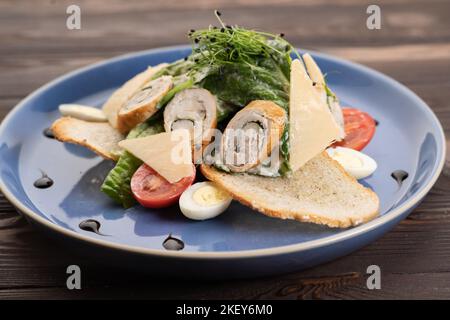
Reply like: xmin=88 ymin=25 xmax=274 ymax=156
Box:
xmin=131 ymin=164 xmax=196 ymax=209
xmin=333 ymin=108 xmax=376 ymax=151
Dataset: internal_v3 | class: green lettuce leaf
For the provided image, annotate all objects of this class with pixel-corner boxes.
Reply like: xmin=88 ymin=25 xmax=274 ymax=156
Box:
xmin=156 ymin=78 xmax=194 ymax=110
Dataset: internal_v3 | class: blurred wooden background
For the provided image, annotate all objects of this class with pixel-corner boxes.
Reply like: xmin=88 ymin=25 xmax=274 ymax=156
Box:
xmin=1 ymin=0 xmax=450 ymax=299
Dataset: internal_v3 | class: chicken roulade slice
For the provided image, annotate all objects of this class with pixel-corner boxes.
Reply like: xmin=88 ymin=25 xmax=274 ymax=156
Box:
xmin=163 ymin=88 xmax=217 ymax=145
xmin=117 ymin=75 xmax=173 ymax=133
xmin=221 ymin=100 xmax=286 ymax=173
xmin=302 ymin=53 xmax=345 ymax=140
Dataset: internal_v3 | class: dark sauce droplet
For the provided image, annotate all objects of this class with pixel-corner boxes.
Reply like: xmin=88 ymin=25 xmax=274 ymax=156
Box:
xmin=163 ymin=234 xmax=184 ymax=251
xmin=79 ymin=219 xmax=103 ymax=235
xmin=391 ymin=170 xmax=409 ymax=186
xmin=374 ymin=119 xmax=379 ymax=126
xmin=43 ymin=127 xmax=55 ymax=139
xmin=33 ymin=172 xmax=53 ymax=189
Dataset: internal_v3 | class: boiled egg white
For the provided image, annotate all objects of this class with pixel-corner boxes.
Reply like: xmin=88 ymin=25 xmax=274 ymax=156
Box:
xmin=327 ymin=147 xmax=377 ymax=180
xmin=179 ymin=182 xmax=232 ymax=220
xmin=59 ymin=104 xmax=107 ymax=122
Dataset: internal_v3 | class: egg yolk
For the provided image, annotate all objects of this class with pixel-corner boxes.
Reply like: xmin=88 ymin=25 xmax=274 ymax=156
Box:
xmin=193 ymin=186 xmax=229 ymax=206
xmin=333 ymin=151 xmax=363 ymax=168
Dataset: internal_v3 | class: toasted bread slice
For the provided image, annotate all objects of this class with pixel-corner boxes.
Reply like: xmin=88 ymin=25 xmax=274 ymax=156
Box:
xmin=201 ymin=152 xmax=379 ymax=228
xmin=102 ymin=63 xmax=167 ymax=133
xmin=51 ymin=117 xmax=124 ymax=161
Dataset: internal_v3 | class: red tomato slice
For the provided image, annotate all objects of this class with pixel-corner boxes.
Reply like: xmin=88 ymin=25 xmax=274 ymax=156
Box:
xmin=333 ymin=108 xmax=376 ymax=151
xmin=131 ymin=164 xmax=196 ymax=209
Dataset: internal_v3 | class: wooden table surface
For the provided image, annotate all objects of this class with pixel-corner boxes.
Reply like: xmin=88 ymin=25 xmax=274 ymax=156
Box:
xmin=1 ymin=0 xmax=450 ymax=300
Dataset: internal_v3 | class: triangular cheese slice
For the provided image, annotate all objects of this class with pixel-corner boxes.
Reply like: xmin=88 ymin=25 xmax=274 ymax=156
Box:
xmin=289 ymin=59 xmax=341 ymax=172
xmin=302 ymin=53 xmax=325 ymax=84
xmin=302 ymin=53 xmax=346 ymax=140
xmin=118 ymin=130 xmax=192 ymax=183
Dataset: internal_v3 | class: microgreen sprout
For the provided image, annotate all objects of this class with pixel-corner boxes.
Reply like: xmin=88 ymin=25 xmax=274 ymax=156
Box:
xmin=187 ymin=10 xmax=300 ymax=72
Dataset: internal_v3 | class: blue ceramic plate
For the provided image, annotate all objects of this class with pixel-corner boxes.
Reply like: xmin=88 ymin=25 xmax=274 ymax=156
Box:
xmin=0 ymin=46 xmax=445 ymax=278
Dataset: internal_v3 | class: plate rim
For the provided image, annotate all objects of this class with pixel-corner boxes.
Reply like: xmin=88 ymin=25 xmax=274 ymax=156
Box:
xmin=0 ymin=45 xmax=446 ymax=259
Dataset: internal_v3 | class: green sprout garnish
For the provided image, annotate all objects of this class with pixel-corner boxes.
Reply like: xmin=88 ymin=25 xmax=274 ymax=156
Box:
xmin=188 ymin=10 xmax=300 ymax=73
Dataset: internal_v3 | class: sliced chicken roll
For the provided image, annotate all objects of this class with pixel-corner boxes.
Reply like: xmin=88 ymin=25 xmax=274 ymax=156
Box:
xmin=221 ymin=100 xmax=286 ymax=173
xmin=164 ymin=88 xmax=217 ymax=145
xmin=102 ymin=63 xmax=167 ymax=131
xmin=302 ymin=53 xmax=345 ymax=139
xmin=117 ymin=75 xmax=173 ymax=133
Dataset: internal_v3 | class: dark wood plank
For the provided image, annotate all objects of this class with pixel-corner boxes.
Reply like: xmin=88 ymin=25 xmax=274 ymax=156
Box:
xmin=1 ymin=0 xmax=450 ymax=56
xmin=2 ymin=174 xmax=450 ymax=299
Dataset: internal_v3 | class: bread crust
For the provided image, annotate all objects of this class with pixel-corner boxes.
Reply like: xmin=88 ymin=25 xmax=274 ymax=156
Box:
xmin=200 ymin=151 xmax=379 ymax=228
xmin=51 ymin=117 xmax=124 ymax=161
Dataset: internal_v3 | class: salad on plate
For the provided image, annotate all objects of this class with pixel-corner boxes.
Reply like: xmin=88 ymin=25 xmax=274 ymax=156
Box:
xmin=51 ymin=11 xmax=379 ymax=228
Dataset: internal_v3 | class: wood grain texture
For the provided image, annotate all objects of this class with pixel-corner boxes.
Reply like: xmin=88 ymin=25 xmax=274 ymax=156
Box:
xmin=1 ymin=0 xmax=450 ymax=300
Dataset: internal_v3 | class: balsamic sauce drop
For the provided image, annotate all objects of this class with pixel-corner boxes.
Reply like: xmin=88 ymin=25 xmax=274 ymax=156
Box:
xmin=163 ymin=234 xmax=184 ymax=251
xmin=79 ymin=219 xmax=103 ymax=235
xmin=33 ymin=172 xmax=53 ymax=189
xmin=374 ymin=119 xmax=379 ymax=126
xmin=391 ymin=170 xmax=409 ymax=186
xmin=43 ymin=127 xmax=55 ymax=139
